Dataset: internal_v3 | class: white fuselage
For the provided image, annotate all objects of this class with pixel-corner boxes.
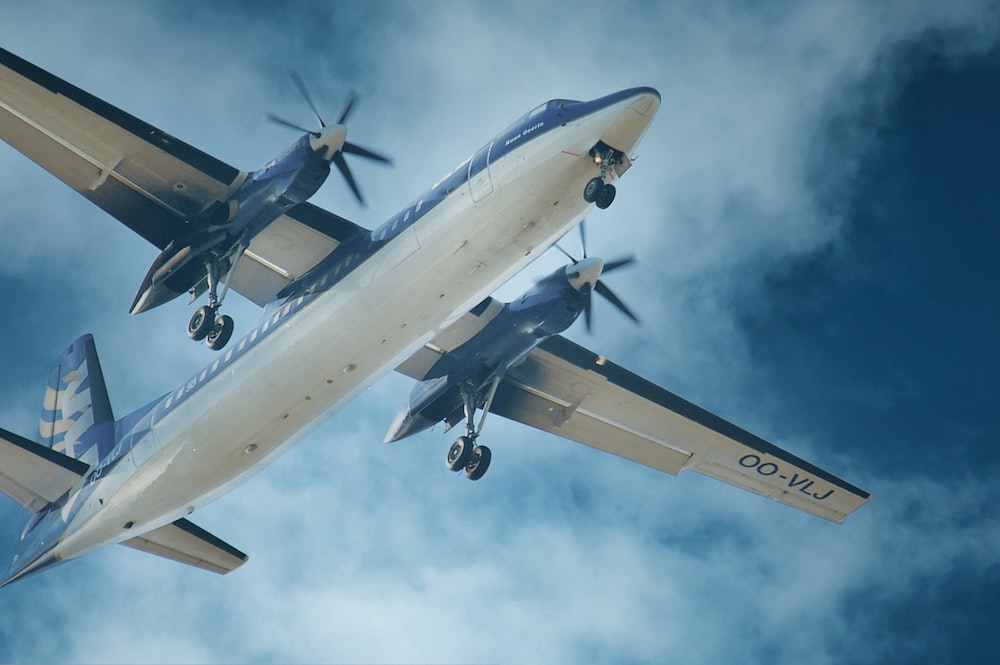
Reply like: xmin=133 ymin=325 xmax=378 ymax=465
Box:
xmin=53 ymin=90 xmax=659 ymax=562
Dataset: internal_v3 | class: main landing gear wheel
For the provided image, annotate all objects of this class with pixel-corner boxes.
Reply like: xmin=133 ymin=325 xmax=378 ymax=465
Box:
xmin=446 ymin=436 xmax=476 ymax=472
xmin=465 ymin=445 xmax=492 ymax=481
xmin=206 ymin=314 xmax=234 ymax=351
xmin=188 ymin=305 xmax=216 ymax=341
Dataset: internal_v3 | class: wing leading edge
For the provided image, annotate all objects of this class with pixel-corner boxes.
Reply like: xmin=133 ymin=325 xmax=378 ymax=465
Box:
xmin=0 ymin=46 xmax=243 ymax=248
xmin=490 ymin=335 xmax=870 ymax=523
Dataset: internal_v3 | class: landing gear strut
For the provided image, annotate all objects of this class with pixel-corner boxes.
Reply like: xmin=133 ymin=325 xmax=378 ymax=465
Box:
xmin=583 ymin=141 xmax=622 ymax=209
xmin=187 ymin=252 xmax=240 ymax=351
xmin=444 ymin=377 xmax=501 ymax=480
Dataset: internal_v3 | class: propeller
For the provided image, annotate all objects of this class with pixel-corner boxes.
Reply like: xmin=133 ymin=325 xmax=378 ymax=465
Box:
xmin=267 ymin=70 xmax=392 ymax=205
xmin=555 ymin=222 xmax=639 ymax=331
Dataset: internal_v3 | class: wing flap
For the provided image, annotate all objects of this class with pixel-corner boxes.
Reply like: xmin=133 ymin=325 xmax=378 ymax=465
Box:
xmin=0 ymin=47 xmax=243 ymax=248
xmin=0 ymin=426 xmax=89 ymax=512
xmin=229 ymin=202 xmax=366 ymax=306
xmin=121 ymin=518 xmax=248 ymax=575
xmin=396 ymin=297 xmax=505 ymax=380
xmin=493 ymin=335 xmax=870 ymax=523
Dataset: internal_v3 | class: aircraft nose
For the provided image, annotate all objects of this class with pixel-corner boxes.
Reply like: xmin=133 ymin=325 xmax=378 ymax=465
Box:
xmin=310 ymin=124 xmax=347 ymax=161
xmin=567 ymin=257 xmax=604 ymax=291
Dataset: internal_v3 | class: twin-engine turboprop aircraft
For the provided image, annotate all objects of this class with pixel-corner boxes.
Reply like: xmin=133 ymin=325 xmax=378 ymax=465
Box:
xmin=0 ymin=47 xmax=869 ymax=586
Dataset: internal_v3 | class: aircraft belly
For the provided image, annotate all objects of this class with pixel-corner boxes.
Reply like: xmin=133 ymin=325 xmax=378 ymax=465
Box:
xmin=56 ymin=99 xmax=652 ymax=559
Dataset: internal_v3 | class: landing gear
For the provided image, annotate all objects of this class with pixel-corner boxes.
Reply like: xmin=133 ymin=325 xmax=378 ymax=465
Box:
xmin=583 ymin=141 xmax=623 ymax=209
xmin=444 ymin=378 xmax=500 ymax=481
xmin=445 ymin=437 xmax=492 ymax=481
xmin=584 ymin=177 xmax=617 ymax=210
xmin=189 ymin=252 xmax=241 ymax=351
xmin=206 ymin=314 xmax=234 ymax=351
xmin=187 ymin=305 xmax=216 ymax=341
xmin=596 ymin=183 xmax=616 ymax=209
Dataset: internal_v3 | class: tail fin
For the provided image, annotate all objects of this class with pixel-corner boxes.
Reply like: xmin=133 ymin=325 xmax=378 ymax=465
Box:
xmin=38 ymin=334 xmax=115 ymax=467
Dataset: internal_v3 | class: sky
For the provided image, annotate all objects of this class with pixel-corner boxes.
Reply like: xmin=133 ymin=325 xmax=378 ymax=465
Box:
xmin=0 ymin=1 xmax=998 ymax=663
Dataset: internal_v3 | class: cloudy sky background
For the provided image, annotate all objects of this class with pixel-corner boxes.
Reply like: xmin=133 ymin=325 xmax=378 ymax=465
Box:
xmin=1 ymin=1 xmax=999 ymax=662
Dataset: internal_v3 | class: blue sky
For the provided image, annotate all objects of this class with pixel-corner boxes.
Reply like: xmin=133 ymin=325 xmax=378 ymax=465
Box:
xmin=1 ymin=1 xmax=998 ymax=663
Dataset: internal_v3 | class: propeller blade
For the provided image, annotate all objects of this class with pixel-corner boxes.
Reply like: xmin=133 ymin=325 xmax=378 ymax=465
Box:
xmin=579 ymin=220 xmax=588 ymax=259
xmin=288 ymin=70 xmax=325 ymax=128
xmin=333 ymin=152 xmax=364 ymax=205
xmin=583 ymin=288 xmax=593 ymax=332
xmin=337 ymin=93 xmax=356 ymax=125
xmin=554 ymin=244 xmax=578 ymax=264
xmin=594 ymin=280 xmax=639 ymax=323
xmin=342 ymin=141 xmax=393 ymax=165
xmin=266 ymin=113 xmax=321 ymax=137
xmin=602 ymin=255 xmax=637 ymax=274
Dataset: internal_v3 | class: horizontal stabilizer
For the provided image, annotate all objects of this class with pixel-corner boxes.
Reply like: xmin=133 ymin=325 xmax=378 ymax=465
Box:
xmin=491 ymin=335 xmax=870 ymax=523
xmin=0 ymin=426 xmax=89 ymax=512
xmin=121 ymin=518 xmax=248 ymax=575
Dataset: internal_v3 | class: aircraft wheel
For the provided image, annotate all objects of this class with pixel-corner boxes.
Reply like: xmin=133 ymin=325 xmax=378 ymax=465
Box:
xmin=595 ymin=184 xmax=616 ymax=209
xmin=583 ymin=177 xmax=604 ymax=203
xmin=446 ymin=436 xmax=475 ymax=472
xmin=188 ymin=305 xmax=216 ymax=341
xmin=206 ymin=315 xmax=234 ymax=351
xmin=465 ymin=445 xmax=492 ymax=481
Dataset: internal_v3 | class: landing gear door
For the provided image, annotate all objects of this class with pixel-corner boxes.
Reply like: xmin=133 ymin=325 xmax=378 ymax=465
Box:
xmin=468 ymin=142 xmax=494 ymax=203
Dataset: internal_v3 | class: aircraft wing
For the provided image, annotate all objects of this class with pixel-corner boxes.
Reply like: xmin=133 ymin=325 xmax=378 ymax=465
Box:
xmin=0 ymin=426 xmax=89 ymax=513
xmin=0 ymin=46 xmax=244 ymax=249
xmin=490 ymin=335 xmax=871 ymax=523
xmin=121 ymin=518 xmax=248 ymax=575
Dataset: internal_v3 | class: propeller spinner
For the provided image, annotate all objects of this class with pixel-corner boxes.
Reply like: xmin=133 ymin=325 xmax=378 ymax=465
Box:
xmin=556 ymin=222 xmax=639 ymax=331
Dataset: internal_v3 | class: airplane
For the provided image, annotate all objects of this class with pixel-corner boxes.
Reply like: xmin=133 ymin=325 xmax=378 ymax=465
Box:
xmin=0 ymin=47 xmax=869 ymax=587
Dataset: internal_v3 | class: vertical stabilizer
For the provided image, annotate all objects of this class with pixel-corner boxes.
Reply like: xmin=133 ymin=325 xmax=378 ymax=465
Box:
xmin=38 ymin=334 xmax=115 ymax=467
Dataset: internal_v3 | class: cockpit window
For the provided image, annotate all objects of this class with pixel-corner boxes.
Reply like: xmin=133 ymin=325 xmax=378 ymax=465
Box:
xmin=552 ymin=99 xmax=580 ymax=110
xmin=528 ymin=103 xmax=547 ymax=119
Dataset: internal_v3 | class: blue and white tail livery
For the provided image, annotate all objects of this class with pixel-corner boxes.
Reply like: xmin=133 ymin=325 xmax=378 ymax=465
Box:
xmin=38 ymin=335 xmax=115 ymax=467
xmin=0 ymin=45 xmax=868 ymax=587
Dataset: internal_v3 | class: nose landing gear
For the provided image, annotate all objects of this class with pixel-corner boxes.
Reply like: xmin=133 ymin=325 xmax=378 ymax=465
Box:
xmin=583 ymin=141 xmax=624 ymax=209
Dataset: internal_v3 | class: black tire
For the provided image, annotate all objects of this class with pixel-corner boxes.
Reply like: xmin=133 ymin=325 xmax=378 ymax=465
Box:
xmin=188 ymin=305 xmax=216 ymax=341
xmin=595 ymin=183 xmax=616 ymax=209
xmin=206 ymin=315 xmax=234 ymax=351
xmin=583 ymin=177 xmax=604 ymax=203
xmin=465 ymin=445 xmax=492 ymax=481
xmin=446 ymin=436 xmax=475 ymax=471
